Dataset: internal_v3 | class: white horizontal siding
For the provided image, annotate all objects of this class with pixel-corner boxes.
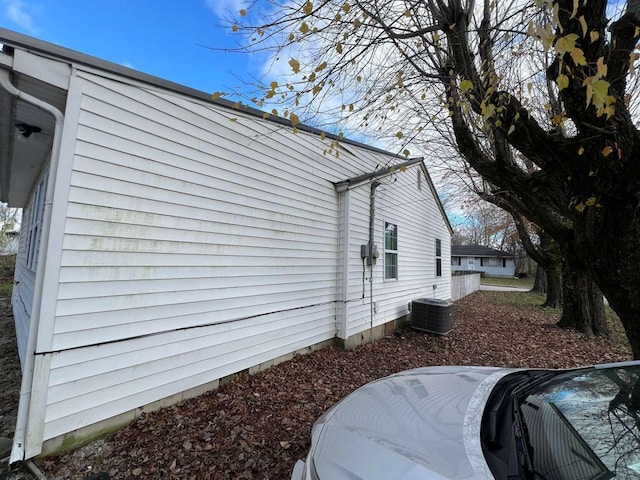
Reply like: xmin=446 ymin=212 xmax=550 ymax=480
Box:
xmin=345 ymin=166 xmax=451 ymax=338
xmin=39 ymin=68 xmax=451 ymax=446
xmin=42 ymin=71 xmax=347 ymax=441
xmin=43 ymin=304 xmax=334 ymax=440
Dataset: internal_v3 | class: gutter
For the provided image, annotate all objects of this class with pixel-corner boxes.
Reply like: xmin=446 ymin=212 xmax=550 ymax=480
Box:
xmin=334 ymin=157 xmax=424 ymax=192
xmin=0 ymin=68 xmax=65 ymax=463
xmin=368 ymin=181 xmax=381 ymax=340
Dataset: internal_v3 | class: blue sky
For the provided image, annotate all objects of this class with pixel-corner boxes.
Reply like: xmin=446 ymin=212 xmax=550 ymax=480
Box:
xmin=0 ymin=0 xmax=255 ymax=95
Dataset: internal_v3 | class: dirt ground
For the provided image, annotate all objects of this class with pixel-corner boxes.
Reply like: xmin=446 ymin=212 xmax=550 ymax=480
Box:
xmin=0 ymin=293 xmax=20 ymax=444
xmin=0 ymin=276 xmax=36 ymax=480
xmin=0 ymin=288 xmax=632 ymax=479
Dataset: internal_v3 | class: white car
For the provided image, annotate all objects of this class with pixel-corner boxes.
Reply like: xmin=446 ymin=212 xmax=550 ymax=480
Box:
xmin=292 ymin=361 xmax=640 ymax=479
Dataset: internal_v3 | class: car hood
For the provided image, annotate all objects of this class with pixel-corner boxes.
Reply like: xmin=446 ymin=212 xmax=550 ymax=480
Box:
xmin=309 ymin=366 xmax=516 ymax=480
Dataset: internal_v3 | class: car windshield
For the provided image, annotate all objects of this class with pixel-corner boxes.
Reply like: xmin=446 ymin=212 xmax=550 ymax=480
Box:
xmin=519 ymin=365 xmax=640 ymax=479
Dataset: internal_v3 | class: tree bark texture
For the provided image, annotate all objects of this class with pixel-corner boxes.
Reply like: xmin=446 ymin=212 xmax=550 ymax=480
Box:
xmin=558 ymin=245 xmax=609 ymax=338
xmin=437 ymin=0 xmax=639 ymax=356
xmin=532 ymin=265 xmax=547 ymax=294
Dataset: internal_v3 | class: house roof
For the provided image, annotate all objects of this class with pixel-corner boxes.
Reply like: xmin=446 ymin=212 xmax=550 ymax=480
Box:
xmin=0 ymin=27 xmax=407 ymax=159
xmin=0 ymin=28 xmax=452 ymax=234
xmin=451 ymin=245 xmax=514 ymax=258
xmin=335 ymin=157 xmax=453 ymax=235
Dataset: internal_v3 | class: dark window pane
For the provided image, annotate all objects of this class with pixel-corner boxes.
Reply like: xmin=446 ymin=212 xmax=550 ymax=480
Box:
xmin=435 ymin=238 xmax=441 ymax=257
xmin=436 ymin=258 xmax=442 ymax=277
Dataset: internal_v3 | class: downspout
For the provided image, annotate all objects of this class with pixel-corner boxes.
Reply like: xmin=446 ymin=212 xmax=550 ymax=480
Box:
xmin=0 ymin=69 xmax=65 ymax=463
xmin=368 ymin=181 xmax=381 ymax=341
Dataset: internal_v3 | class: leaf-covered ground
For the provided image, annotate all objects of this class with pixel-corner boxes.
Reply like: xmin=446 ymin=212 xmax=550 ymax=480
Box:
xmin=30 ymin=292 xmax=633 ymax=479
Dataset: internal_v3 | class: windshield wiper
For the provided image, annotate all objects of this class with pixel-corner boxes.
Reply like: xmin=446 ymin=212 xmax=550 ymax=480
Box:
xmin=508 ymin=396 xmax=535 ymax=479
xmin=506 ymin=372 xmax=556 ymax=479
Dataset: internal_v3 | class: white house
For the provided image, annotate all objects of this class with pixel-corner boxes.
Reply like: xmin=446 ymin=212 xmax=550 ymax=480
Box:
xmin=0 ymin=230 xmax=19 ymax=255
xmin=451 ymin=245 xmax=516 ymax=277
xmin=0 ymin=28 xmax=452 ymax=462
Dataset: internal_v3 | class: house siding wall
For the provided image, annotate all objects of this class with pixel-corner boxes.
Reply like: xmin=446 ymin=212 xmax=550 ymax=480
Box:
xmin=12 ymin=168 xmax=48 ymax=367
xmin=39 ymin=70 xmax=446 ymax=442
xmin=12 ymin=199 xmax=36 ymax=367
xmin=451 ymin=257 xmax=515 ymax=277
xmin=344 ymin=167 xmax=451 ymax=339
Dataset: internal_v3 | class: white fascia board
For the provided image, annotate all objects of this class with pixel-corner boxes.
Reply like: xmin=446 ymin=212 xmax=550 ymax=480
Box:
xmin=0 ymin=49 xmax=13 ymax=69
xmin=13 ymin=49 xmax=70 ymax=90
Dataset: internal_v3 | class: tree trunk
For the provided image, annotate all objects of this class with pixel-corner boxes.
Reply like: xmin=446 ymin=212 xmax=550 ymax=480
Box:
xmin=602 ymin=291 xmax=640 ymax=360
xmin=538 ymin=231 xmax=562 ymax=309
xmin=574 ymin=204 xmax=640 ymax=359
xmin=557 ymin=247 xmax=609 ymax=338
xmin=543 ymin=267 xmax=563 ymax=309
xmin=532 ymin=265 xmax=546 ymax=294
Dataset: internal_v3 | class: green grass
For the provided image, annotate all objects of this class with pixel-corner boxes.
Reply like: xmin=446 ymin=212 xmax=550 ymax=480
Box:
xmin=480 ymin=275 xmax=535 ymax=288
xmin=481 ymin=290 xmax=550 ymax=308
xmin=0 ymin=281 xmax=13 ymax=297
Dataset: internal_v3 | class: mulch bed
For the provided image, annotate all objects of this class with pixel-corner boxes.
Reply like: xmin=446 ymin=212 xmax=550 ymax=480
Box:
xmin=16 ymin=291 xmax=632 ymax=479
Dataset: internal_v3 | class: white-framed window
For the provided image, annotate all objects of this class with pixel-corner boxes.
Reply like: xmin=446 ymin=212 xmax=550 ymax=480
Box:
xmin=25 ymin=173 xmax=48 ymax=271
xmin=482 ymin=257 xmax=502 ymax=268
xmin=384 ymin=222 xmax=398 ymax=280
xmin=435 ymin=238 xmax=442 ymax=277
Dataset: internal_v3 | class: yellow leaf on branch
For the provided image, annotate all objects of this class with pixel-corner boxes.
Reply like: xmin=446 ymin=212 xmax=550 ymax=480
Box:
xmin=571 ymin=0 xmax=579 ymax=19
xmin=555 ymin=33 xmax=579 ymax=55
xmin=579 ymin=16 xmax=587 ymax=37
xmin=557 ymin=74 xmax=569 ymax=91
xmin=570 ymin=48 xmax=587 ymax=65
xmin=596 ymin=57 xmax=608 ymax=79
xmin=592 ymin=79 xmax=610 ymax=105
xmin=460 ymin=79 xmax=474 ymax=94
xmin=289 ymin=58 xmax=301 ymax=73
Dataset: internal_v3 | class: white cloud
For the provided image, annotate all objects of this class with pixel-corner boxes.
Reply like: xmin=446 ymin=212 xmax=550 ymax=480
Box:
xmin=4 ymin=0 xmax=37 ymax=34
xmin=205 ymin=0 xmax=248 ymax=20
